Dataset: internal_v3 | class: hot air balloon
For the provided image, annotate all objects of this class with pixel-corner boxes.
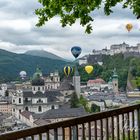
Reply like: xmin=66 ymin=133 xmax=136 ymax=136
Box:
xmin=19 ymin=71 xmax=27 ymax=79
xmin=126 ymin=23 xmax=133 ymax=32
xmin=71 ymin=46 xmax=82 ymax=58
xmin=64 ymin=66 xmax=73 ymax=77
xmin=85 ymin=65 xmax=93 ymax=74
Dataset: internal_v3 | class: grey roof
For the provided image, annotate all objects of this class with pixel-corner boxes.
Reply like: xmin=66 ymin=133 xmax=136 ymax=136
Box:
xmin=59 ymin=102 xmax=71 ymax=108
xmin=21 ymin=107 xmax=87 ymax=123
xmin=31 ymin=78 xmax=45 ymax=86
xmin=6 ymin=83 xmax=16 ymax=90
xmin=20 ymin=111 xmax=34 ymax=119
xmin=23 ymin=90 xmax=63 ymax=103
xmin=38 ymin=107 xmax=87 ymax=119
xmin=23 ymin=91 xmax=46 ymax=98
xmin=45 ymin=90 xmax=63 ymax=102
xmin=0 ymin=113 xmax=9 ymax=122
xmin=34 ymin=119 xmax=51 ymax=126
xmin=88 ymin=93 xmax=114 ymax=101
xmin=58 ymin=78 xmax=74 ymax=91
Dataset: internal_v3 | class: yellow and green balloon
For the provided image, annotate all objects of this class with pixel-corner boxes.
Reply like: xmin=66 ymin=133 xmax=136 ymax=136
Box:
xmin=64 ymin=66 xmax=73 ymax=77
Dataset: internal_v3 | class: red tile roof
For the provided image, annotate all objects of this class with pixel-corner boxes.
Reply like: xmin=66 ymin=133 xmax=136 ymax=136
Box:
xmin=87 ymin=78 xmax=105 ymax=84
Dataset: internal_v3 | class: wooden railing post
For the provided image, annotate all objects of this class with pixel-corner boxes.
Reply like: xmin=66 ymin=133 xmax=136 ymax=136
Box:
xmin=0 ymin=104 xmax=139 ymax=140
xmin=132 ymin=111 xmax=135 ymax=140
xmin=138 ymin=108 xmax=140 ymax=140
xmin=72 ymin=126 xmax=77 ymax=140
xmin=54 ymin=128 xmax=58 ymax=140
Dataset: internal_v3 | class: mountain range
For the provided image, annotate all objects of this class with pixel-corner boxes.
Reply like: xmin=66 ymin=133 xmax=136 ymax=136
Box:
xmin=0 ymin=49 xmax=68 ymax=82
xmin=25 ymin=50 xmax=67 ymax=61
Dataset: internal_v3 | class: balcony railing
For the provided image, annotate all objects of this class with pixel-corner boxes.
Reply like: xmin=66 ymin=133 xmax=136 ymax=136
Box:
xmin=0 ymin=104 xmax=140 ymax=140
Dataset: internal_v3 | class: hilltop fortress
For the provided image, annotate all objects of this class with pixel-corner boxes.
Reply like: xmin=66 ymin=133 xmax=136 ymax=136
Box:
xmin=92 ymin=42 xmax=140 ymax=55
xmin=79 ymin=42 xmax=140 ymax=65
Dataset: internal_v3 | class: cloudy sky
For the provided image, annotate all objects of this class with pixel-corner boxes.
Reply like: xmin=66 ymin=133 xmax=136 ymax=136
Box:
xmin=0 ymin=0 xmax=139 ymax=60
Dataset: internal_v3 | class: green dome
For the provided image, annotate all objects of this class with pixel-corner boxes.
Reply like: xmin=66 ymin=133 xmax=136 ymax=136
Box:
xmin=108 ymin=77 xmax=112 ymax=83
xmin=32 ymin=78 xmax=44 ymax=86
xmin=112 ymin=68 xmax=118 ymax=79
xmin=32 ymin=67 xmax=44 ymax=86
xmin=33 ymin=67 xmax=42 ymax=79
xmin=32 ymin=74 xmax=44 ymax=86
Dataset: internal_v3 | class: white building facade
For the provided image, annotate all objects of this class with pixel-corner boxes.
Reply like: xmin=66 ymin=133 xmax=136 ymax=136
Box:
xmin=12 ymin=69 xmax=62 ymax=119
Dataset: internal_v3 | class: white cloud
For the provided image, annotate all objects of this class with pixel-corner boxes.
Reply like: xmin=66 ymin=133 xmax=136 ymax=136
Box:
xmin=0 ymin=0 xmax=139 ymax=60
xmin=0 ymin=19 xmax=32 ymax=32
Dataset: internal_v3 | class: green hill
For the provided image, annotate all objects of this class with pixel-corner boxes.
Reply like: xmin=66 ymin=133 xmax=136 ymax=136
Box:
xmin=0 ymin=49 xmax=67 ymax=82
xmin=1 ymin=49 xmax=140 ymax=91
xmin=78 ymin=53 xmax=138 ymax=91
xmin=25 ymin=50 xmax=67 ymax=61
xmin=127 ymin=57 xmax=140 ymax=90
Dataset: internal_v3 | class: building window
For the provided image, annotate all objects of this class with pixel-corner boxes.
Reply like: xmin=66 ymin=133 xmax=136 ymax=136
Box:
xmin=19 ymin=98 xmax=21 ymax=103
xmin=13 ymin=108 xmax=15 ymax=112
xmin=25 ymin=107 xmax=28 ymax=111
xmin=34 ymin=87 xmax=35 ymax=91
xmin=38 ymin=106 xmax=42 ymax=112
xmin=51 ymin=105 xmax=54 ymax=109
xmin=25 ymin=98 xmax=28 ymax=102
xmin=13 ymin=99 xmax=15 ymax=103
xmin=42 ymin=87 xmax=44 ymax=90
xmin=37 ymin=99 xmax=43 ymax=103
xmin=38 ymin=87 xmax=40 ymax=91
xmin=19 ymin=109 xmax=21 ymax=113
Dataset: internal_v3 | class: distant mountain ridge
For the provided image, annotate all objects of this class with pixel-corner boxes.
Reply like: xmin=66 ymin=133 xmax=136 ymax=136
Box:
xmin=0 ymin=49 xmax=67 ymax=82
xmin=25 ymin=50 xmax=67 ymax=61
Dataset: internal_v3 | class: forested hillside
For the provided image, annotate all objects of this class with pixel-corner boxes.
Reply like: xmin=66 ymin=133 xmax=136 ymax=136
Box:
xmin=1 ymin=48 xmax=140 ymax=92
xmin=128 ymin=58 xmax=140 ymax=90
xmin=0 ymin=49 xmax=67 ymax=82
xmin=78 ymin=54 xmax=139 ymax=91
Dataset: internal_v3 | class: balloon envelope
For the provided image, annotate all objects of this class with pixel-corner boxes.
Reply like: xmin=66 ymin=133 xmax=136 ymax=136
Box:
xmin=85 ymin=65 xmax=93 ymax=74
xmin=71 ymin=46 xmax=82 ymax=58
xmin=64 ymin=66 xmax=73 ymax=77
xmin=19 ymin=71 xmax=27 ymax=78
xmin=126 ymin=23 xmax=133 ymax=32
xmin=19 ymin=71 xmax=27 ymax=79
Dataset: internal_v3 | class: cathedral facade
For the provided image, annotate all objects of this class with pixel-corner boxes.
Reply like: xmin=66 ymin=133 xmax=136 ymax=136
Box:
xmin=12 ymin=68 xmax=63 ymax=119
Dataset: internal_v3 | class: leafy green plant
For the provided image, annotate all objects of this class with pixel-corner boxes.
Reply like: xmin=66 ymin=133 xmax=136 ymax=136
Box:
xmin=36 ymin=0 xmax=140 ymax=33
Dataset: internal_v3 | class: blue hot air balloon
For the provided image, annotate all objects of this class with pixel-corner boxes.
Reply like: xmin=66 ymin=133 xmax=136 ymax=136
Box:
xmin=71 ymin=46 xmax=82 ymax=58
xmin=64 ymin=66 xmax=73 ymax=77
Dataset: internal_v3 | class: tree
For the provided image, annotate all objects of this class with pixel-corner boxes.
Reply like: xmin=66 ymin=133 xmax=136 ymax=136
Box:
xmin=79 ymin=95 xmax=91 ymax=112
xmin=70 ymin=92 xmax=80 ymax=108
xmin=136 ymin=77 xmax=140 ymax=90
xmin=91 ymin=104 xmax=100 ymax=112
xmin=35 ymin=0 xmax=140 ymax=33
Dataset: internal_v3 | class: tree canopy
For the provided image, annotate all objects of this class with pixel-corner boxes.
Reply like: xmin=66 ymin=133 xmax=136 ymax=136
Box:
xmin=35 ymin=0 xmax=140 ymax=33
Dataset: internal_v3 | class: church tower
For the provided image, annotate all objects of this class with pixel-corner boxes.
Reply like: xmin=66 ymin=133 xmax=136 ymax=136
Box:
xmin=31 ymin=67 xmax=45 ymax=94
xmin=73 ymin=66 xmax=81 ymax=98
xmin=112 ymin=68 xmax=119 ymax=95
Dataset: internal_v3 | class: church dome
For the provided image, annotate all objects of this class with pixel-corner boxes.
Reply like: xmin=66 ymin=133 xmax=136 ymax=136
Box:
xmin=32 ymin=67 xmax=44 ymax=86
xmin=33 ymin=67 xmax=42 ymax=79
xmin=112 ymin=68 xmax=118 ymax=79
xmin=32 ymin=74 xmax=45 ymax=86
